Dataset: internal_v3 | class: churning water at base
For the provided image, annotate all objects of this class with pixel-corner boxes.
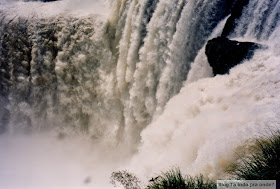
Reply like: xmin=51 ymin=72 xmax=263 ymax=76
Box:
xmin=0 ymin=0 xmax=280 ymax=188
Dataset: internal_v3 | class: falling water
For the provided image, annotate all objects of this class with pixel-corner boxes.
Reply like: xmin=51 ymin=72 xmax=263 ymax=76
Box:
xmin=0 ymin=0 xmax=280 ymax=187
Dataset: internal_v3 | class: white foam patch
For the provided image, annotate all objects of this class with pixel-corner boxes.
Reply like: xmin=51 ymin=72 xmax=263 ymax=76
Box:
xmin=0 ymin=0 xmax=111 ymax=18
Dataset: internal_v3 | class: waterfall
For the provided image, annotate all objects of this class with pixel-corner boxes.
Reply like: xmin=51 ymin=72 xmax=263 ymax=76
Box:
xmin=0 ymin=0 xmax=280 ymax=187
xmin=0 ymin=0 xmax=234 ymax=147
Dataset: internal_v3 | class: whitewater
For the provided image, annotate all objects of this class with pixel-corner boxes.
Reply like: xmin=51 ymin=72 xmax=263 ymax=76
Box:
xmin=0 ymin=0 xmax=280 ymax=188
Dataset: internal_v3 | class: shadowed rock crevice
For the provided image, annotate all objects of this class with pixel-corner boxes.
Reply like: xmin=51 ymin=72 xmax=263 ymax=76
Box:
xmin=221 ymin=0 xmax=250 ymax=37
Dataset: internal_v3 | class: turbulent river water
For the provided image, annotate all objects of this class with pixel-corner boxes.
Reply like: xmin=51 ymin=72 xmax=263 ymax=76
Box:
xmin=0 ymin=0 xmax=280 ymax=188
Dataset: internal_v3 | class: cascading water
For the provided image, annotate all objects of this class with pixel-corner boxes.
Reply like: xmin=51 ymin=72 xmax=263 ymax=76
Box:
xmin=0 ymin=0 xmax=280 ymax=188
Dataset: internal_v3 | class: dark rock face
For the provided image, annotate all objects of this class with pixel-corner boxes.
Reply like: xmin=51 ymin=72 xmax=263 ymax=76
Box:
xmin=0 ymin=106 xmax=9 ymax=134
xmin=221 ymin=0 xmax=250 ymax=37
xmin=23 ymin=0 xmax=58 ymax=2
xmin=205 ymin=37 xmax=261 ymax=75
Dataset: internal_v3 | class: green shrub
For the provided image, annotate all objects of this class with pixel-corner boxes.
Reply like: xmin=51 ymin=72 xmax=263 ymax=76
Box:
xmin=110 ymin=170 xmax=142 ymax=189
xmin=228 ymin=130 xmax=280 ymax=180
xmin=146 ymin=168 xmax=216 ymax=189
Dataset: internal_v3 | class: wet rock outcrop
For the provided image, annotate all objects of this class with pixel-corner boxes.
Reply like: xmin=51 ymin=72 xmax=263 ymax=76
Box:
xmin=205 ymin=37 xmax=261 ymax=75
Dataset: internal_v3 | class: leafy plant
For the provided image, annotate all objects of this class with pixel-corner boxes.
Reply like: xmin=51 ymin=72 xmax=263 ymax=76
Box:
xmin=228 ymin=130 xmax=280 ymax=180
xmin=146 ymin=168 xmax=216 ymax=189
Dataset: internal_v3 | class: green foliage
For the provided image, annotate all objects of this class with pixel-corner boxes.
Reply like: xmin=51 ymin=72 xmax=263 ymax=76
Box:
xmin=228 ymin=130 xmax=280 ymax=180
xmin=146 ymin=168 xmax=216 ymax=189
xmin=110 ymin=170 xmax=142 ymax=189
